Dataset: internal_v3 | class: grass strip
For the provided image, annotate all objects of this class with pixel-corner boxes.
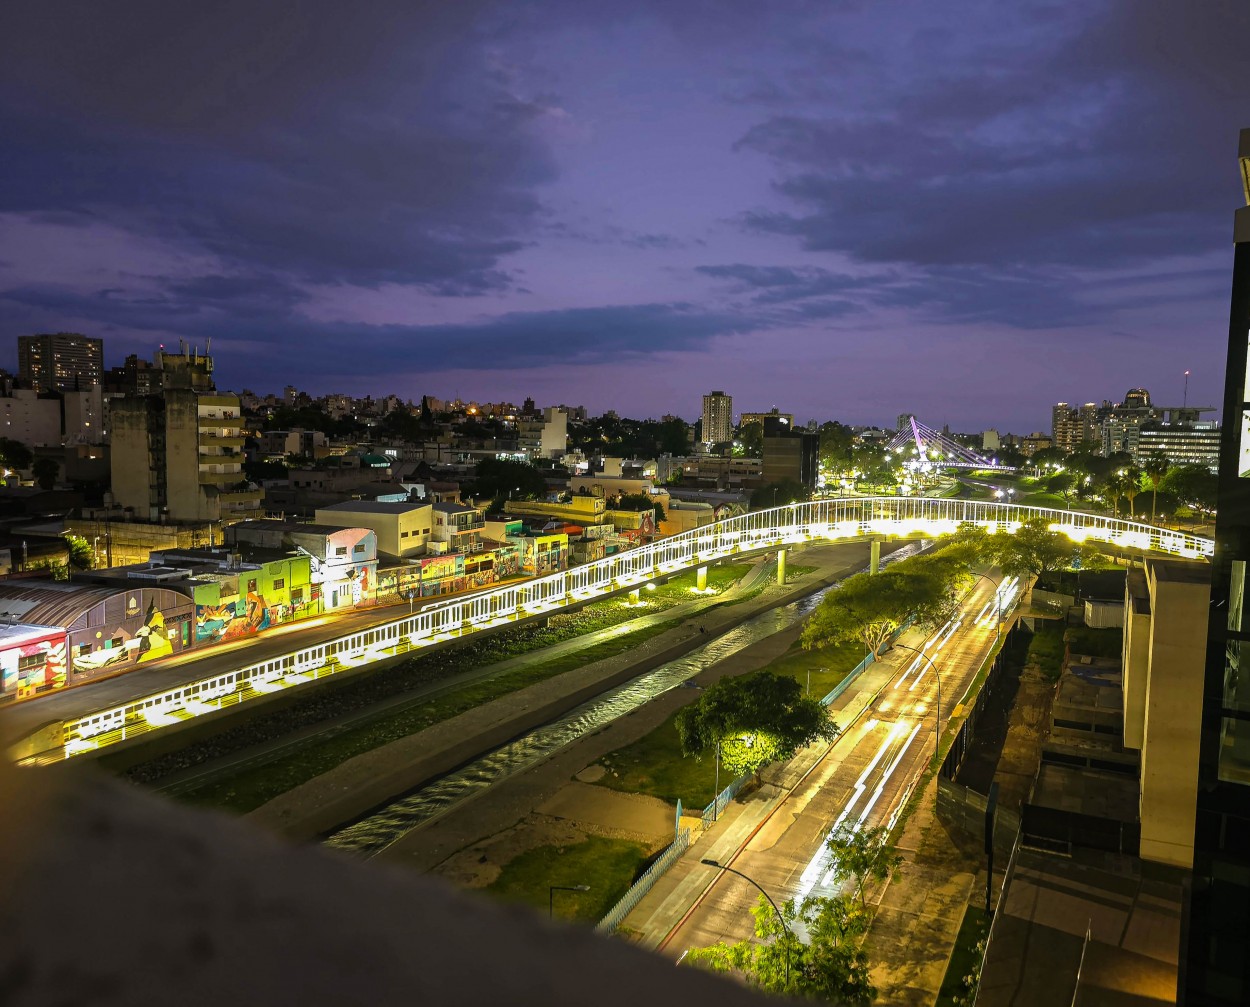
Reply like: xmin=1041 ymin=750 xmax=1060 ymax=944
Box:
xmin=485 ymin=836 xmax=653 ymax=923
xmin=175 ymin=616 xmax=686 ymax=813
xmin=594 ymin=636 xmax=864 ymax=807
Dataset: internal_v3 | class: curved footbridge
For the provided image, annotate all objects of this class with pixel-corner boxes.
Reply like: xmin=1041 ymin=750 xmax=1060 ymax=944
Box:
xmin=17 ymin=497 xmax=1212 ymax=763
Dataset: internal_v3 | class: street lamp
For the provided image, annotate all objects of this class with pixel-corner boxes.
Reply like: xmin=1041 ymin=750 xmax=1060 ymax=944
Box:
xmin=549 ymin=883 xmax=590 ymax=918
xmin=700 ymin=859 xmax=792 ymax=986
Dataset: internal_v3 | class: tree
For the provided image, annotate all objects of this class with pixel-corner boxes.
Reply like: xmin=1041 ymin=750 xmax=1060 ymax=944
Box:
xmin=675 ymin=672 xmax=839 ymax=778
xmin=63 ymin=534 xmax=94 ymax=571
xmin=825 ymin=824 xmax=903 ymax=909
xmin=991 ymin=517 xmax=1071 ymax=581
xmin=801 ymin=568 xmax=959 ymax=656
xmin=472 ymin=457 xmax=548 ymax=501
xmin=1162 ymin=464 xmax=1218 ymax=516
xmin=1143 ymin=452 xmax=1169 ymax=522
xmin=1119 ymin=465 xmax=1144 ymax=518
xmin=0 ymin=437 xmax=34 ymax=473
xmin=32 ymin=456 xmax=60 ymax=490
xmin=686 ymin=893 xmax=873 ymax=1004
xmin=1046 ymin=471 xmax=1075 ymax=500
xmin=614 ymin=493 xmax=666 ymax=523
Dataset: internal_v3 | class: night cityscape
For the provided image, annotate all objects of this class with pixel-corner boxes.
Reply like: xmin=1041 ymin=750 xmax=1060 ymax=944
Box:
xmin=1 ymin=4 xmax=1249 ymax=1006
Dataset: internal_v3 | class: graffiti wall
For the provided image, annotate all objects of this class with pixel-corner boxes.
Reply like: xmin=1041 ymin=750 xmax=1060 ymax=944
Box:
xmin=196 ymin=593 xmax=274 ymax=644
xmin=0 ymin=630 xmax=67 ymax=699
xmin=68 ymin=589 xmax=194 ymax=679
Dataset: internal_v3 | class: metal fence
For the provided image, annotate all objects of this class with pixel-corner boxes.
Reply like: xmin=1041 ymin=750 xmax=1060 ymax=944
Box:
xmin=49 ymin=497 xmax=1210 ymax=762
xmin=595 ymin=827 xmax=692 ymax=936
xmin=700 ymin=773 xmax=751 ymax=831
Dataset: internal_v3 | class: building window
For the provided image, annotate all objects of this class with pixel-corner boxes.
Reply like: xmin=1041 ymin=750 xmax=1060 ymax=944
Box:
xmin=401 ymin=531 xmax=410 ymax=538
xmin=247 ymin=578 xmax=258 ymax=593
xmin=17 ymin=652 xmax=45 ymax=672
xmin=1232 ymin=561 xmax=1246 ymax=633
xmin=335 ymin=547 xmax=347 ymax=557
xmin=354 ymin=544 xmax=365 ymax=554
xmin=291 ymin=587 xmax=303 ymax=604
xmin=273 ymin=578 xmax=284 ymax=590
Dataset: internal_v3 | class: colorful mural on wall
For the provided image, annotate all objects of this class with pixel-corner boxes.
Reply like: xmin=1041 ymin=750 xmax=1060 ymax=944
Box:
xmin=70 ymin=593 xmax=187 ymax=674
xmin=136 ymin=599 xmax=174 ymax=663
xmin=196 ymin=593 xmax=274 ymax=644
xmin=0 ymin=632 xmax=67 ymax=698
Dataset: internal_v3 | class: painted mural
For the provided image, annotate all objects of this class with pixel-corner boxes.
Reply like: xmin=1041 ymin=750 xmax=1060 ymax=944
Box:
xmin=196 ymin=593 xmax=274 ymax=644
xmin=136 ymin=600 xmax=174 ymax=663
xmin=0 ymin=634 xmax=67 ymax=697
xmin=71 ymin=595 xmax=180 ymax=673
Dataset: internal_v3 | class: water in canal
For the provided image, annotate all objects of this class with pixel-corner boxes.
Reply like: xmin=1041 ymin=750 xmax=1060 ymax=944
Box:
xmin=325 ymin=542 xmax=925 ymax=857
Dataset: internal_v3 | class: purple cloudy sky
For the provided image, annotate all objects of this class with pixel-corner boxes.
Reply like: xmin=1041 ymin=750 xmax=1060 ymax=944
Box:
xmin=1 ymin=1 xmax=1247 ymax=431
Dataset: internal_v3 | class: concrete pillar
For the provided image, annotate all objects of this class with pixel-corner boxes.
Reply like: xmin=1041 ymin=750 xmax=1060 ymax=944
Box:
xmin=870 ymin=537 xmax=881 ymax=574
xmin=777 ymin=548 xmax=787 ymax=586
xmin=696 ymin=565 xmax=708 ymax=591
xmin=629 ymin=587 xmax=640 ymax=604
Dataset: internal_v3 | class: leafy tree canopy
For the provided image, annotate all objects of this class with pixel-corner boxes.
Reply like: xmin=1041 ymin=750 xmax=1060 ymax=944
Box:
xmin=0 ymin=437 xmax=34 ymax=472
xmin=990 ymin=517 xmax=1072 ymax=580
xmin=675 ymin=672 xmax=839 ymax=777
xmin=801 ymin=566 xmax=959 ymax=656
xmin=63 ymin=534 xmax=94 ymax=570
xmin=686 ymin=893 xmax=874 ymax=1004
xmin=825 ymin=824 xmax=904 ymax=909
xmin=472 ymin=457 xmax=548 ymax=502
xmin=612 ymin=493 xmax=666 ymax=522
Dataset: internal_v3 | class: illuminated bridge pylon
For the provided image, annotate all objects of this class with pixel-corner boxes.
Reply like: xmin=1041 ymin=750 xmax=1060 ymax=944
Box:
xmin=41 ymin=497 xmax=1210 ymax=763
xmin=886 ymin=417 xmax=1008 ymax=470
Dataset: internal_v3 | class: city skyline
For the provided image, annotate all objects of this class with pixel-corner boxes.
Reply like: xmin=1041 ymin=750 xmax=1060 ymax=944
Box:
xmin=2 ymin=3 xmax=1247 ymax=430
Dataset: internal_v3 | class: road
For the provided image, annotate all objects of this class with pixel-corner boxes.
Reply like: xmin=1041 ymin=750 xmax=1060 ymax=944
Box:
xmin=658 ymin=573 xmax=1018 ymax=958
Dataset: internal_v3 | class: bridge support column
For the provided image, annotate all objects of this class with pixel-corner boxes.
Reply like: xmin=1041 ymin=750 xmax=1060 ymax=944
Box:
xmin=629 ymin=587 xmax=640 ymax=605
xmin=870 ymin=537 xmax=882 ymax=574
xmin=777 ymin=548 xmax=787 ymax=586
xmin=696 ymin=565 xmax=708 ymax=591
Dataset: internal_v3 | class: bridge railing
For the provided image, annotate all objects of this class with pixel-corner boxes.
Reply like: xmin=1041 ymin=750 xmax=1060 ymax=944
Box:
xmin=51 ymin=498 xmax=1210 ymax=760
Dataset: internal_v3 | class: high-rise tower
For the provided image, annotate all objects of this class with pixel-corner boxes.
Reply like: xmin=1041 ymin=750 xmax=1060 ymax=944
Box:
xmin=701 ymin=390 xmax=732 ymax=446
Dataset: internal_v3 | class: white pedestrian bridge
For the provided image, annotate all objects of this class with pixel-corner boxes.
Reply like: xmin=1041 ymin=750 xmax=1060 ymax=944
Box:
xmin=45 ymin=497 xmax=1212 ymax=761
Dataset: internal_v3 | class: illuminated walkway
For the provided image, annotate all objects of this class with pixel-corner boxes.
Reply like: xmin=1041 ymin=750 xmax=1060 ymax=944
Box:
xmin=32 ymin=497 xmax=1210 ymax=762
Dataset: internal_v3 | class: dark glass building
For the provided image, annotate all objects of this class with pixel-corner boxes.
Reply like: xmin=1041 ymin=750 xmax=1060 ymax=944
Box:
xmin=1184 ymin=128 xmax=1250 ymax=1004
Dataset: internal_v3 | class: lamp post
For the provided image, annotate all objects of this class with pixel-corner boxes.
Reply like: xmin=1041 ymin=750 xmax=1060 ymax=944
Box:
xmin=888 ymin=642 xmax=943 ymax=763
xmin=549 ymin=883 xmax=590 ymax=919
xmin=700 ymin=859 xmax=792 ymax=986
xmin=968 ymin=571 xmax=1004 ymax=643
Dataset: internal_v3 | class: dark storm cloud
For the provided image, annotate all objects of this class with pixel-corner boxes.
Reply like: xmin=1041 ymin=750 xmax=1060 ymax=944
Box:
xmin=0 ymin=1 xmax=552 ymax=292
xmin=0 ymin=280 xmax=747 ymax=379
xmin=737 ymin=1 xmax=1250 ymax=273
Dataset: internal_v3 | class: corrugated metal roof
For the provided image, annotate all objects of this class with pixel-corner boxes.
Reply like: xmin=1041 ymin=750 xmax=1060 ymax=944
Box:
xmin=0 ymin=582 xmax=150 ymax=628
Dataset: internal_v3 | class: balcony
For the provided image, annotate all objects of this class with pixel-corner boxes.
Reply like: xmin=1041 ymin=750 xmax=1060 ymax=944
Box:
xmin=199 ymin=431 xmax=246 ymax=448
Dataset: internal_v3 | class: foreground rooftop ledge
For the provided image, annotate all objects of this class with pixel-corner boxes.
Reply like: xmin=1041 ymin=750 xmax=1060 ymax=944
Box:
xmin=0 ymin=761 xmax=771 ymax=1007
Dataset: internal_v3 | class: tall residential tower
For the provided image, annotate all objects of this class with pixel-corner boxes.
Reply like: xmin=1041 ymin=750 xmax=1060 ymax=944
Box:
xmin=701 ymin=390 xmax=732 ymax=446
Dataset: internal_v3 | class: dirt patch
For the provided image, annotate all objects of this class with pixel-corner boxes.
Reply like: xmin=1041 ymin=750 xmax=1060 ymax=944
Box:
xmin=575 ymin=764 xmax=606 ymax=783
xmin=538 ymin=780 xmax=674 ymax=839
xmin=434 ymin=780 xmax=674 ymax=890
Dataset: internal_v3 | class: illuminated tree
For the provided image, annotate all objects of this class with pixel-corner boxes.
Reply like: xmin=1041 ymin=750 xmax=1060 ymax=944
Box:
xmin=801 ymin=568 xmax=958 ymax=656
xmin=675 ymin=672 xmax=839 ymax=778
